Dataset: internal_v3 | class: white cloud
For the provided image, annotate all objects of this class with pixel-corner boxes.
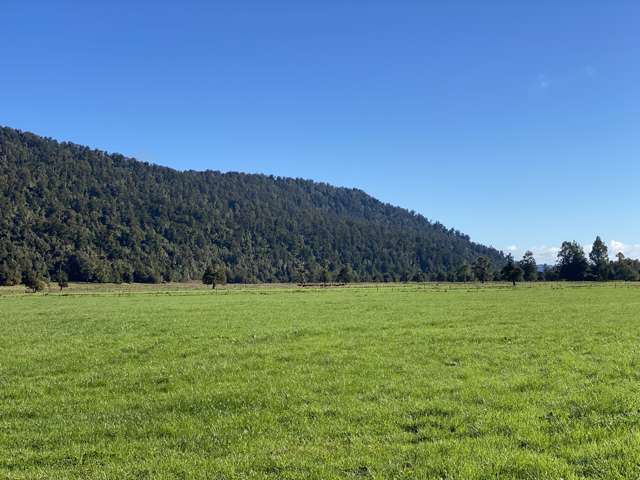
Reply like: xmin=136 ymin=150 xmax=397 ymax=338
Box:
xmin=529 ymin=246 xmax=561 ymax=265
xmin=610 ymin=240 xmax=640 ymax=260
xmin=507 ymin=245 xmax=518 ymax=252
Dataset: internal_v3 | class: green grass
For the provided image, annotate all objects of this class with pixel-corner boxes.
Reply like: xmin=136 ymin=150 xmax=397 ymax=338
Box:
xmin=1 ymin=283 xmax=640 ymax=479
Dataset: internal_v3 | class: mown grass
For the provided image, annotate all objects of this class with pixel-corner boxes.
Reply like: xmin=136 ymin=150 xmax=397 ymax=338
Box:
xmin=1 ymin=283 xmax=640 ymax=479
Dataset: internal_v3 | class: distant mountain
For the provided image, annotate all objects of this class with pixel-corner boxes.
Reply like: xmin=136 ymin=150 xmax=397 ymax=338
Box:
xmin=0 ymin=126 xmax=504 ymax=284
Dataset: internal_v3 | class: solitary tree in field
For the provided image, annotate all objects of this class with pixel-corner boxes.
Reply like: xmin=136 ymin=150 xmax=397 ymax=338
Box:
xmin=501 ymin=255 xmax=524 ymax=286
xmin=202 ymin=263 xmax=226 ymax=289
xmin=520 ymin=251 xmax=537 ymax=282
xmin=589 ymin=236 xmax=610 ymax=281
xmin=56 ymin=270 xmax=69 ymax=292
xmin=472 ymin=257 xmax=492 ymax=283
xmin=557 ymin=241 xmax=589 ymax=281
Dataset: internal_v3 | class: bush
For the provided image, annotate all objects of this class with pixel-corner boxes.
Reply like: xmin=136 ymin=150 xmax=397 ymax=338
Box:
xmin=23 ymin=272 xmax=46 ymax=292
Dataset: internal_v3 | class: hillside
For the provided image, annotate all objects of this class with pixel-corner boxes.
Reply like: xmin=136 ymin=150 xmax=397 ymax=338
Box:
xmin=0 ymin=126 xmax=504 ymax=284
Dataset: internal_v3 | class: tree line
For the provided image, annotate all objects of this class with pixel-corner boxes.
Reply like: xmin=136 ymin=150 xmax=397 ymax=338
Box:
xmin=196 ymin=236 xmax=639 ymax=289
xmin=2 ymin=127 xmax=638 ymax=290
xmin=447 ymin=236 xmax=639 ymax=286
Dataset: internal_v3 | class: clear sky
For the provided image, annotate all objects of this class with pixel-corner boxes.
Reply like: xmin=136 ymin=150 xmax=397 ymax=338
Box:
xmin=2 ymin=1 xmax=639 ymax=262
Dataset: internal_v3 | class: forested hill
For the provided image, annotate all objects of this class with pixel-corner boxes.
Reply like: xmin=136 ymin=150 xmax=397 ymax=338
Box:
xmin=0 ymin=126 xmax=504 ymax=284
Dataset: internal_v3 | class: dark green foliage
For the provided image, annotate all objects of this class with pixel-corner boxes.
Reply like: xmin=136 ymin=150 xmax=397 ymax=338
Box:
xmin=336 ymin=265 xmax=354 ymax=283
xmin=472 ymin=256 xmax=492 ymax=283
xmin=611 ymin=253 xmax=639 ymax=281
xmin=202 ymin=266 xmax=215 ymax=288
xmin=56 ymin=270 xmax=69 ymax=291
xmin=557 ymin=241 xmax=589 ymax=281
xmin=589 ymin=236 xmax=610 ymax=281
xmin=294 ymin=261 xmax=308 ymax=285
xmin=501 ymin=254 xmax=524 ymax=286
xmin=0 ymin=126 xmax=504 ymax=284
xmin=520 ymin=251 xmax=537 ymax=281
xmin=455 ymin=263 xmax=472 ymax=282
xmin=0 ymin=261 xmax=21 ymax=286
xmin=22 ymin=271 xmax=45 ymax=292
xmin=202 ymin=263 xmax=226 ymax=289
xmin=318 ymin=267 xmax=332 ymax=285
xmin=412 ymin=271 xmax=427 ymax=282
xmin=542 ymin=265 xmax=560 ymax=281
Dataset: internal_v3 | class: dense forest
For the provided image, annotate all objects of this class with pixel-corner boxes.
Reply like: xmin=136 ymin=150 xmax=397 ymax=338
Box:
xmin=0 ymin=126 xmax=505 ymax=285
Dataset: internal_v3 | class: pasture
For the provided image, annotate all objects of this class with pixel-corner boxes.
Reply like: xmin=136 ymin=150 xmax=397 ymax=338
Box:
xmin=1 ymin=283 xmax=639 ymax=479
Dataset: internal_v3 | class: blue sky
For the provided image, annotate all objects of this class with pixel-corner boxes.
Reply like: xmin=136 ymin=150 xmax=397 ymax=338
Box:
xmin=2 ymin=1 xmax=639 ymax=262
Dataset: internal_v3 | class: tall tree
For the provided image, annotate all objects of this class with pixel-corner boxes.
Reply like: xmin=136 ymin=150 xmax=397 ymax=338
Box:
xmin=501 ymin=254 xmax=524 ymax=286
xmin=520 ymin=251 xmax=537 ymax=282
xmin=456 ymin=263 xmax=472 ymax=282
xmin=589 ymin=236 xmax=610 ymax=281
xmin=56 ymin=270 xmax=69 ymax=292
xmin=472 ymin=256 xmax=492 ymax=283
xmin=557 ymin=241 xmax=589 ymax=281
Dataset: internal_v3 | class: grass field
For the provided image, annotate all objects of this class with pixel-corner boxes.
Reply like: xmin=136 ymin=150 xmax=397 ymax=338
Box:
xmin=1 ymin=283 xmax=640 ymax=479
